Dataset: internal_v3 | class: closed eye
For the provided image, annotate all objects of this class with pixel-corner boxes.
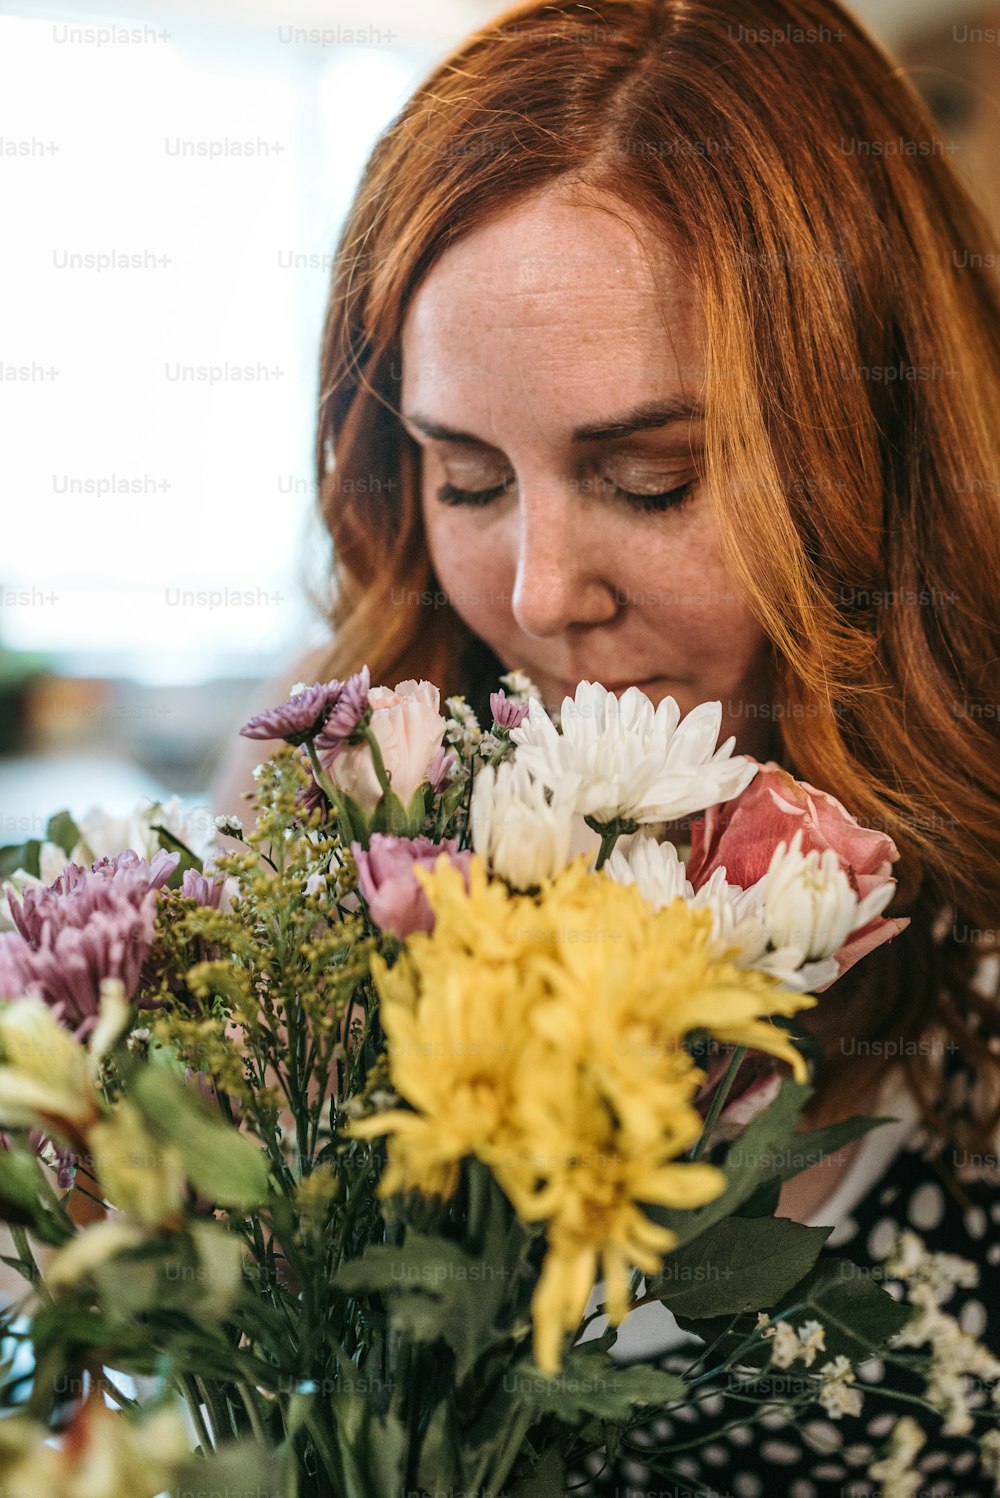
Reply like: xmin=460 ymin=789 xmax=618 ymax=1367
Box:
xmin=434 ymin=477 xmax=697 ymax=513
xmin=611 ymin=479 xmax=697 ymax=514
xmin=435 ymin=478 xmax=516 ymax=508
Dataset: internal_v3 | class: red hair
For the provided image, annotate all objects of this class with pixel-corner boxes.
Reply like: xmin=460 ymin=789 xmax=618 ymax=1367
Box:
xmin=309 ymin=0 xmax=1000 ymax=1165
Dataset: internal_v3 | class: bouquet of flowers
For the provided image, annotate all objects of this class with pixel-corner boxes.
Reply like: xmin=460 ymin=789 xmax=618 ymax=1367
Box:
xmin=0 ymin=669 xmax=997 ymax=1497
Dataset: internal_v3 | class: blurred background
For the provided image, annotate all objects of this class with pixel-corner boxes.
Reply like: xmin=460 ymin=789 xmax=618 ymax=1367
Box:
xmin=1 ymin=0 xmax=999 ymax=845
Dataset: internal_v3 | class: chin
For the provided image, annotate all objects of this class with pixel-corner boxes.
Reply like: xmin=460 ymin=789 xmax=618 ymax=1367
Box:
xmin=539 ymin=676 xmax=681 ymax=712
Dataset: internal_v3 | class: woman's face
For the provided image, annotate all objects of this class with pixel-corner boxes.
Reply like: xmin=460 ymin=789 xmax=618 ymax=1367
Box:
xmin=400 ymin=187 xmax=777 ymax=757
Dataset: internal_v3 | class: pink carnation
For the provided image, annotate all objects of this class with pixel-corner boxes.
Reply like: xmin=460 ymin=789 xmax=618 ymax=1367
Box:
xmin=693 ymin=1047 xmax=783 ymax=1147
xmin=352 ymin=835 xmax=472 ymax=940
xmin=687 ymin=761 xmax=909 ymax=982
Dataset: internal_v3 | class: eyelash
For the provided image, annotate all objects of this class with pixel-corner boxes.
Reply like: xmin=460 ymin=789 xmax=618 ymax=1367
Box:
xmin=434 ymin=477 xmax=697 ymax=514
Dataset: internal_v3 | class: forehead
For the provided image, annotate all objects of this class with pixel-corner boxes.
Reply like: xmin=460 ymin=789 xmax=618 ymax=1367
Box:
xmin=399 ymin=189 xmax=704 ymax=433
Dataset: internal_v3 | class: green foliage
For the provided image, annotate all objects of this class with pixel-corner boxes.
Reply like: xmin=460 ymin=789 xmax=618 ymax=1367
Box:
xmin=648 ymin=1216 xmax=833 ymax=1318
xmin=0 ymin=726 xmax=960 ymax=1498
xmin=129 ymin=1064 xmax=269 ymax=1210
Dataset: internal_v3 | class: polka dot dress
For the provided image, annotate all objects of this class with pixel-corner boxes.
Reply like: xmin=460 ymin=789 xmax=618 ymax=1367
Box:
xmin=566 ymin=1113 xmax=1000 ymax=1497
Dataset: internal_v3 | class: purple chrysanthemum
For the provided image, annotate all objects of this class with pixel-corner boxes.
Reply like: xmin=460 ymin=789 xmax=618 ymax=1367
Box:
xmin=180 ymin=867 xmax=227 ymax=909
xmin=0 ymin=848 xmax=180 ymax=1031
xmin=489 ymin=689 xmax=529 ymax=730
xmin=315 ymin=666 xmax=372 ymax=750
xmin=240 ymin=679 xmax=348 ymax=746
xmin=425 ymin=746 xmax=459 ymax=794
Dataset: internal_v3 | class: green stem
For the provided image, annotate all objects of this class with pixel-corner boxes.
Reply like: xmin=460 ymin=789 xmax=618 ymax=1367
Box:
xmin=304 ymin=739 xmax=342 ymax=816
xmin=482 ymin=1403 xmax=537 ymax=1498
xmin=458 ymin=755 xmax=477 ymax=852
xmin=196 ymin=1373 xmax=234 ymax=1441
xmin=688 ymin=1044 xmax=748 ymax=1161
xmin=10 ymin=1226 xmax=51 ymax=1304
xmin=586 ymin=815 xmax=638 ymax=871
xmin=304 ymin=1405 xmax=341 ymax=1486
xmin=236 ymin=1380 xmax=270 ymax=1444
xmin=180 ymin=1374 xmax=215 ymax=1454
xmin=94 ymin=1370 xmax=141 ymax=1412
xmin=595 ymin=830 xmax=618 ymax=871
xmin=362 ymin=728 xmax=393 ymax=799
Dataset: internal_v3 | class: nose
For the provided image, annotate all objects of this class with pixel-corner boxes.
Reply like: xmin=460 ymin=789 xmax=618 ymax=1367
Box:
xmin=509 ymin=482 xmax=621 ymax=638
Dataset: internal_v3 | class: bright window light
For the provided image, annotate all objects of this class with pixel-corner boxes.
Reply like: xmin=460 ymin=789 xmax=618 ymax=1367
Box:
xmin=0 ymin=10 xmax=432 ymax=684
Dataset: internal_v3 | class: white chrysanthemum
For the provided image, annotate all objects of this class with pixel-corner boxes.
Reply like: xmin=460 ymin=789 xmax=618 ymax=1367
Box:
xmin=604 ymin=833 xmax=692 ymax=907
xmin=509 ymin=682 xmax=757 ymax=825
xmin=470 ymin=760 xmax=578 ymax=890
xmin=72 ymin=795 xmax=217 ymax=866
xmin=761 ymin=828 xmax=896 ymax=963
xmin=604 ymin=835 xmax=832 ymax=989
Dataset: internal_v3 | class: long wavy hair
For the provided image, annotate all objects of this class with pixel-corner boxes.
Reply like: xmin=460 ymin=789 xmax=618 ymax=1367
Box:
xmin=308 ymin=0 xmax=1000 ymax=1174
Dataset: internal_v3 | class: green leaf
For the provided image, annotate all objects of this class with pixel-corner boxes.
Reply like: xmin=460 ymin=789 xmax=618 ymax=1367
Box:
xmin=128 ymin=1065 xmax=269 ymax=1209
xmin=28 ymin=1303 xmax=165 ymax=1384
xmin=44 ymin=811 xmax=81 ymax=858
xmin=647 ymin=1079 xmax=813 ymax=1247
xmin=372 ymin=787 xmax=424 ymax=838
xmin=174 ymin=1442 xmax=283 ymax=1497
xmin=0 ymin=840 xmax=41 ymax=881
xmin=678 ymin=1106 xmax=898 ymax=1232
xmin=776 ymin=1256 xmax=915 ymax=1363
xmin=328 ymin=1388 xmax=408 ymax=1498
xmin=738 ymin=1177 xmax=782 ymax=1218
xmin=149 ymin=822 xmax=202 ymax=886
xmin=403 ymin=784 xmax=428 ymax=829
xmin=332 ymin=1232 xmax=512 ymax=1383
xmin=415 ymin=1396 xmax=460 ymax=1494
xmin=509 ymin=1444 xmax=566 ymax=1496
xmin=0 ymin=1146 xmax=74 ymax=1245
xmin=334 ymin=791 xmax=372 ymax=848
xmin=87 ymin=1226 xmax=242 ymax=1326
xmin=675 ymin=1254 xmax=914 ymax=1368
xmin=648 ymin=1216 xmax=832 ymax=1319
xmin=761 ymin=1113 xmax=901 ymax=1185
xmin=505 ymin=1346 xmax=687 ymax=1424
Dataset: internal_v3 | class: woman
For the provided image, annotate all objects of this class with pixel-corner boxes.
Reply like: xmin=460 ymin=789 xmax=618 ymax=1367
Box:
xmin=212 ymin=0 xmax=1000 ymax=1490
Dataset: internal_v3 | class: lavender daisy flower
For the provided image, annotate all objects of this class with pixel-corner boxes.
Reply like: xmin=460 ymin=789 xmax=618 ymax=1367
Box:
xmin=0 ymin=849 xmax=180 ymax=1032
xmin=293 ymin=743 xmax=334 ymax=818
xmin=315 ymin=666 xmax=372 ymax=750
xmin=180 ymin=867 xmax=227 ymax=909
xmin=489 ymin=689 xmax=529 ymax=730
xmin=425 ymin=746 xmax=459 ymax=794
xmin=240 ymin=679 xmax=348 ymax=746
xmin=29 ymin=1129 xmax=78 ymax=1191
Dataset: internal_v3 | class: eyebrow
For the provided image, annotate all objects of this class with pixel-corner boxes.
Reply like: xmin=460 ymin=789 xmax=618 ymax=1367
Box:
xmin=401 ymin=396 xmax=705 ymax=446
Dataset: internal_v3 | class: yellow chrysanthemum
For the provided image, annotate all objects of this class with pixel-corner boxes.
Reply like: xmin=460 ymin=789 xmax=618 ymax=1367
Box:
xmin=347 ymin=853 xmax=817 ymax=1373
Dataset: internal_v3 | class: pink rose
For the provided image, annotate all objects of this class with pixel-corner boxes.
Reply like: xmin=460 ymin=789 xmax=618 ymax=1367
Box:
xmin=688 ymin=761 xmax=910 ymax=982
xmin=693 ymin=1048 xmax=783 ymax=1147
xmin=327 ymin=680 xmax=447 ymax=816
xmin=352 ymin=834 xmax=472 ymax=940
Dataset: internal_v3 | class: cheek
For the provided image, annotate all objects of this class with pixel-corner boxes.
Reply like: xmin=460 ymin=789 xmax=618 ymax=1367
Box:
xmin=625 ymin=516 xmax=768 ymax=672
xmin=420 ymin=492 xmax=516 ymax=639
